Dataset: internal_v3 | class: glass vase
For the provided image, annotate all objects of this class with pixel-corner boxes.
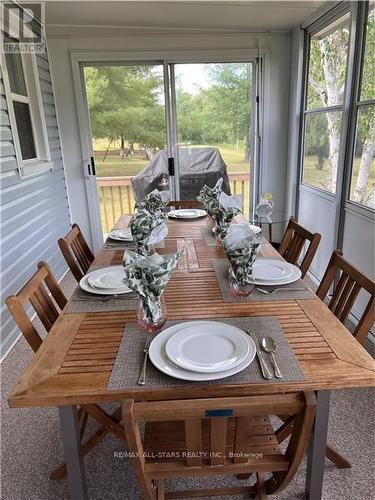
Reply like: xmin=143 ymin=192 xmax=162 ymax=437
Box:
xmin=228 ymin=268 xmax=255 ymax=298
xmin=136 ymin=295 xmax=167 ymax=333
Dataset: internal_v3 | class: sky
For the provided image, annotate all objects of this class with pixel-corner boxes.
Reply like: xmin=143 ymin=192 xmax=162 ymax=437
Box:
xmin=174 ymin=64 xmax=210 ymax=94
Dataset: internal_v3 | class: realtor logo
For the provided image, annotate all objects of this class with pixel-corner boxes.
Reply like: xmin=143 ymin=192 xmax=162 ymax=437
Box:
xmin=1 ymin=2 xmax=45 ymax=53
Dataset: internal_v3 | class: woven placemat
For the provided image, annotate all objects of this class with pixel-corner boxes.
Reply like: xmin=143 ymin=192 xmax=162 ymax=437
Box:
xmin=107 ymin=316 xmax=305 ymax=391
xmin=104 ymin=239 xmax=165 ymax=251
xmin=200 ymin=226 xmax=219 ymax=246
xmin=213 ymin=259 xmax=316 ymax=303
xmin=65 ymin=265 xmax=137 ymax=313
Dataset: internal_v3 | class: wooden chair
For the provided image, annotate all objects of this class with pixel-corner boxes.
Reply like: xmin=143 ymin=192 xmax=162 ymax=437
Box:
xmin=278 ymin=250 xmax=375 ymax=470
xmin=58 ymin=223 xmax=94 ymax=282
xmin=278 ymin=217 xmax=321 ymax=278
xmin=6 ymin=262 xmax=126 ymax=480
xmin=122 ymin=392 xmax=316 ymax=499
xmin=317 ymin=249 xmax=375 ymax=345
xmin=167 ymin=200 xmax=203 ymax=209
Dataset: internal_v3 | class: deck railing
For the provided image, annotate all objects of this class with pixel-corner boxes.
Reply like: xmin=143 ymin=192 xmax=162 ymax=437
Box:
xmin=97 ymin=173 xmax=250 ymax=233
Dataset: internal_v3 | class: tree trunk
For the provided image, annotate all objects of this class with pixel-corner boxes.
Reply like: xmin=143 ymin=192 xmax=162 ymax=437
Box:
xmin=326 ymin=112 xmax=341 ymax=192
xmin=103 ymin=137 xmax=113 ymax=162
xmin=366 ymin=183 xmax=375 ymax=209
xmin=352 ymin=121 xmax=375 ymax=203
xmin=319 ymin=36 xmax=343 ymax=193
xmin=315 ymin=151 xmax=324 ymax=170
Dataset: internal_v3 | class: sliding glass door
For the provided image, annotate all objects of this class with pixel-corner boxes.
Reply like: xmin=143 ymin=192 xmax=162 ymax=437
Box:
xmin=83 ymin=63 xmax=169 ymax=234
xmin=81 ymin=59 xmax=257 ymax=238
xmin=172 ymin=62 xmax=253 ymax=214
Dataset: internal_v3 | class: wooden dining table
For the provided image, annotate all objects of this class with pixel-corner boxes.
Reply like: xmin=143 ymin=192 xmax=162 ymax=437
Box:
xmin=9 ymin=214 xmax=375 ymax=500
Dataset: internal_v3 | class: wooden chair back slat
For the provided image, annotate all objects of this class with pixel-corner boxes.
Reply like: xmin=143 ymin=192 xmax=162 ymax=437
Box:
xmin=210 ymin=418 xmax=227 ymax=466
xmin=185 ymin=419 xmax=202 ymax=466
xmin=167 ymin=200 xmax=203 ymax=209
xmin=233 ymin=416 xmax=252 ymax=464
xmin=58 ymin=223 xmax=94 ymax=282
xmin=317 ymin=250 xmax=375 ymax=344
xmin=122 ymin=392 xmax=316 ymax=499
xmin=279 ymin=217 xmax=321 ymax=278
xmin=5 ymin=262 xmax=67 ymax=353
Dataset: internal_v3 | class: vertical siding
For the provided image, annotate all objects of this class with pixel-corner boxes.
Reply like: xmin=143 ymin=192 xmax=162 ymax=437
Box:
xmin=0 ymin=50 xmax=71 ymax=359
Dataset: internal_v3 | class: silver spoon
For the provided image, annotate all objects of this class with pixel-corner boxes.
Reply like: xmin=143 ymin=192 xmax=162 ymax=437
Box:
xmin=261 ymin=337 xmax=283 ymax=378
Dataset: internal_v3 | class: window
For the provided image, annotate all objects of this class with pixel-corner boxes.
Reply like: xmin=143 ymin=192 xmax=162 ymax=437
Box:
xmin=302 ymin=13 xmax=350 ymax=194
xmin=348 ymin=2 xmax=375 ymax=209
xmin=1 ymin=51 xmax=51 ymax=177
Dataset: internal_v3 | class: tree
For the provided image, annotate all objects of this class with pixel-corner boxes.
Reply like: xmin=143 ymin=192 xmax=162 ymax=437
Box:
xmin=84 ymin=66 xmax=165 ymax=155
xmin=308 ymin=24 xmax=349 ymax=192
xmin=352 ymin=9 xmax=375 ymax=204
xmin=175 ymin=63 xmax=252 ymax=161
xmin=308 ymin=9 xmax=375 ymax=202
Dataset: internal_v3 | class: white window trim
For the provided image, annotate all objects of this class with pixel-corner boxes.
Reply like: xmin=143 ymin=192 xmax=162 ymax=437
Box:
xmin=1 ymin=51 xmax=52 ymax=178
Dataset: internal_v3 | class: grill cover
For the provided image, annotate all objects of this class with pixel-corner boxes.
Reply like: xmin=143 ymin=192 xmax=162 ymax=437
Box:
xmin=131 ymin=147 xmax=231 ymax=204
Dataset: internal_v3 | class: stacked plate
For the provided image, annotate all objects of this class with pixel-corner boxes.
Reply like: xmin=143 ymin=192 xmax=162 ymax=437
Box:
xmin=149 ymin=321 xmax=256 ymax=381
xmin=79 ymin=266 xmax=132 ymax=295
xmin=168 ymin=208 xmax=207 ymax=220
xmin=249 ymin=259 xmax=301 ymax=286
xmin=107 ymin=228 xmax=134 ymax=242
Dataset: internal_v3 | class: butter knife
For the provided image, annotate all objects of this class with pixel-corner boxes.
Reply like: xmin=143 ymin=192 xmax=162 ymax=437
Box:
xmin=246 ymin=330 xmax=272 ymax=380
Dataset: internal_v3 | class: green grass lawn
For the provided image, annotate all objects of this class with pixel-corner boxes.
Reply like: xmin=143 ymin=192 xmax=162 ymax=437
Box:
xmin=303 ymin=155 xmax=375 ymax=201
xmin=94 ymin=143 xmax=374 ymax=232
xmin=94 ymin=143 xmax=249 ymax=177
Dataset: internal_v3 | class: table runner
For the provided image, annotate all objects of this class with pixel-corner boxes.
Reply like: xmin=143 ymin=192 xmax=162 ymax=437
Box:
xmin=107 ymin=316 xmax=305 ymax=390
xmin=213 ymin=258 xmax=316 ymax=302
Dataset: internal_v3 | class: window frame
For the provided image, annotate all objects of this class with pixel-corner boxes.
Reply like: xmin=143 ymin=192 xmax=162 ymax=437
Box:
xmin=345 ymin=1 xmax=375 ymax=214
xmin=1 ymin=50 xmax=52 ymax=178
xmin=299 ymin=4 xmax=352 ymax=197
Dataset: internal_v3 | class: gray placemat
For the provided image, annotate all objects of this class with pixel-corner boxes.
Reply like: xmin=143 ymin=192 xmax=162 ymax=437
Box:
xmin=107 ymin=316 xmax=305 ymax=391
xmin=104 ymin=239 xmax=165 ymax=251
xmin=201 ymin=225 xmax=219 ymax=246
xmin=65 ymin=288 xmax=137 ymax=313
xmin=213 ymin=259 xmax=316 ymax=302
xmin=65 ymin=265 xmax=137 ymax=313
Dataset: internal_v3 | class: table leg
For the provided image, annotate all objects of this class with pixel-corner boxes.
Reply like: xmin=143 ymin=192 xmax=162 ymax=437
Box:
xmin=59 ymin=405 xmax=88 ymax=500
xmin=305 ymin=390 xmax=331 ymax=500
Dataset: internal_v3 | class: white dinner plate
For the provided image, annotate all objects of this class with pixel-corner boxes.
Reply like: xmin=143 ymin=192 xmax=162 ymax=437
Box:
xmin=87 ymin=266 xmax=129 ymax=290
xmin=248 ymin=224 xmax=262 ymax=234
xmin=149 ymin=321 xmax=256 ymax=381
xmin=248 ymin=260 xmax=302 ymax=286
xmin=79 ymin=269 xmax=132 ymax=295
xmin=212 ymin=224 xmax=261 ymax=235
xmin=165 ymin=322 xmax=250 ymax=373
xmin=252 ymin=259 xmax=293 ymax=282
xmin=168 ymin=209 xmax=207 ymax=220
xmin=108 ymin=228 xmax=134 ymax=241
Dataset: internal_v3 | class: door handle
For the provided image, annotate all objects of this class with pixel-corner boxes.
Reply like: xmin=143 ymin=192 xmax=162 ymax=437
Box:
xmin=168 ymin=157 xmax=175 ymax=176
xmin=90 ymin=156 xmax=96 ymax=176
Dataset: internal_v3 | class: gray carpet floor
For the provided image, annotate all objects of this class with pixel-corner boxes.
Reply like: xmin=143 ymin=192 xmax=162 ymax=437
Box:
xmin=1 ymin=271 xmax=374 ymax=500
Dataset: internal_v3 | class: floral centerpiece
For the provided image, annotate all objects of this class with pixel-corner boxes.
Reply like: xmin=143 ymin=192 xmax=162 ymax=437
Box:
xmin=122 ymin=249 xmax=183 ymax=332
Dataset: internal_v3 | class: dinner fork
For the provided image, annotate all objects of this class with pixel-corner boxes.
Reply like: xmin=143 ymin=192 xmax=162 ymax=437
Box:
xmin=256 ymin=287 xmax=307 ymax=295
xmin=137 ymin=337 xmax=152 ymax=386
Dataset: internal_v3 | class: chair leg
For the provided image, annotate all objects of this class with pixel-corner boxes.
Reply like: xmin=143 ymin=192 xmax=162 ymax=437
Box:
xmin=326 ymin=444 xmax=351 ymax=468
xmin=276 ymin=415 xmax=351 ymax=469
xmin=50 ymin=406 xmax=124 ymax=480
xmin=157 ymin=479 xmax=165 ymax=500
xmin=256 ymin=473 xmax=268 ymax=500
xmin=275 ymin=415 xmax=294 ymax=444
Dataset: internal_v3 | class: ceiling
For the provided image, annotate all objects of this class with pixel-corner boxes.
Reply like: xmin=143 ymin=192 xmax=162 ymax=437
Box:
xmin=44 ymin=0 xmax=335 ymax=38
